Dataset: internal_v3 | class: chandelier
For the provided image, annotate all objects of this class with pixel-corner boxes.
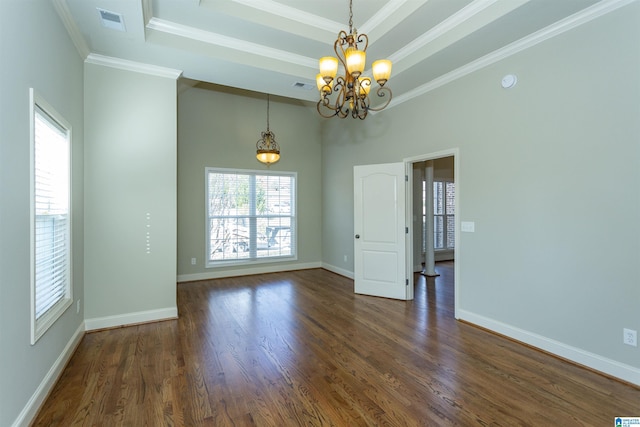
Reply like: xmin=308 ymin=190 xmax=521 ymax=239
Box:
xmin=316 ymin=0 xmax=392 ymax=120
xmin=256 ymin=94 xmax=280 ymax=165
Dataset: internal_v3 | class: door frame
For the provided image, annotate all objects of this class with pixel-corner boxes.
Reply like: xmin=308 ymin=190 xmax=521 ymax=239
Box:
xmin=404 ymin=148 xmax=460 ymax=319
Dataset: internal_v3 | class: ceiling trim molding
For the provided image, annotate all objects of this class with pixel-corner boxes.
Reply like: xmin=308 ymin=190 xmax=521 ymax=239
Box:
xmin=141 ymin=0 xmax=154 ymax=27
xmin=52 ymin=0 xmax=90 ymax=59
xmin=387 ymin=0 xmax=634 ymax=111
xmin=147 ymin=18 xmax=317 ymax=69
xmin=233 ymin=0 xmax=415 ymax=42
xmin=390 ymin=0 xmax=499 ymax=63
xmin=358 ymin=0 xmax=409 ymax=34
xmin=231 ymin=0 xmax=343 ymax=33
xmin=85 ymin=53 xmax=183 ymax=79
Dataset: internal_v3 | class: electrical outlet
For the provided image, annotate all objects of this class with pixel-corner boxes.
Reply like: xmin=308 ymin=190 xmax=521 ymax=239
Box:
xmin=623 ymin=328 xmax=637 ymax=347
xmin=191 ymin=257 xmax=196 ymax=265
xmin=344 ymin=255 xmax=347 ymax=263
xmin=76 ymin=300 xmax=81 ymax=314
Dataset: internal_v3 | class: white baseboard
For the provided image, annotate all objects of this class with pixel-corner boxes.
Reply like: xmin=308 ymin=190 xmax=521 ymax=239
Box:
xmin=321 ymin=263 xmax=354 ymax=279
xmin=458 ymin=309 xmax=640 ymax=387
xmin=12 ymin=322 xmax=85 ymax=427
xmin=85 ymin=307 xmax=178 ymax=331
xmin=434 ymin=250 xmax=454 ymax=262
xmin=177 ymin=262 xmax=322 ymax=283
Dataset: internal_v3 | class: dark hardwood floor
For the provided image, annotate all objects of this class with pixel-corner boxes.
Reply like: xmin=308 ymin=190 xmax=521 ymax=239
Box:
xmin=33 ymin=262 xmax=639 ymax=426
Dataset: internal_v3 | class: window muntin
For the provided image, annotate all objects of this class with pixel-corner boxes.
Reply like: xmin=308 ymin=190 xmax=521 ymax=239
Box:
xmin=30 ymin=89 xmax=73 ymax=344
xmin=206 ymin=168 xmax=296 ymax=266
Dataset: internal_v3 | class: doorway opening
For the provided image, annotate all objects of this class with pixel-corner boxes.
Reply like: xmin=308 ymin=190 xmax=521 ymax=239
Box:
xmin=405 ymin=150 xmax=459 ymax=318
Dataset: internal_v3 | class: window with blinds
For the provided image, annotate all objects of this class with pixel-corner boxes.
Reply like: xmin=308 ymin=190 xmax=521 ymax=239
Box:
xmin=30 ymin=89 xmax=73 ymax=344
xmin=422 ymin=180 xmax=455 ymax=252
xmin=433 ymin=181 xmax=455 ymax=250
xmin=206 ymin=168 xmax=296 ymax=266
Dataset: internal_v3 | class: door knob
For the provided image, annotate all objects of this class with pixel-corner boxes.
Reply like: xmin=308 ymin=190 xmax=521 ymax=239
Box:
xmin=355 ymin=234 xmax=360 ymax=239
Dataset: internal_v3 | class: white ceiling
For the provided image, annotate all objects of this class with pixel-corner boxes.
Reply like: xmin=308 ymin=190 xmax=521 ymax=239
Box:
xmin=55 ymin=0 xmax=624 ymax=108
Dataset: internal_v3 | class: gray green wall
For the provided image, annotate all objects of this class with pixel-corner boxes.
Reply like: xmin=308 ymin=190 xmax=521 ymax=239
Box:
xmin=177 ymin=85 xmax=322 ymax=280
xmin=0 ymin=2 xmax=85 ymax=425
xmin=321 ymin=2 xmax=639 ymax=381
xmin=83 ymin=62 xmax=178 ymax=328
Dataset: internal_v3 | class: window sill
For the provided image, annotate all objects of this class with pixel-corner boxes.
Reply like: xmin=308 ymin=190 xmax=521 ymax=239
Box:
xmin=32 ymin=296 xmax=73 ymax=345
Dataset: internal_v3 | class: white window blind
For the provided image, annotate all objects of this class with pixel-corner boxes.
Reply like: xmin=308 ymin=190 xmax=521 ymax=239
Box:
xmin=433 ymin=181 xmax=455 ymax=250
xmin=206 ymin=168 xmax=296 ymax=266
xmin=31 ymin=90 xmax=72 ymax=344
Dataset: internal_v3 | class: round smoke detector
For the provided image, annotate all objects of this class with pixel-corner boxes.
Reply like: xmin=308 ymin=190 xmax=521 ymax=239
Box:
xmin=501 ymin=74 xmax=517 ymax=89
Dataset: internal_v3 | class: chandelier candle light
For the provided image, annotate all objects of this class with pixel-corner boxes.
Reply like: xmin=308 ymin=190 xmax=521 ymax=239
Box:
xmin=256 ymin=94 xmax=280 ymax=165
xmin=316 ymin=0 xmax=392 ymax=119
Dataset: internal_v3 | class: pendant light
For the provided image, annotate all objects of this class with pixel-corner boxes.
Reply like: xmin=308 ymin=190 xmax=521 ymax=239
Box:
xmin=256 ymin=94 xmax=280 ymax=165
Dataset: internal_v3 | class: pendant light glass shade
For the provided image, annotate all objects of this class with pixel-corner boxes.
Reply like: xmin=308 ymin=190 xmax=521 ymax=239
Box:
xmin=345 ymin=47 xmax=366 ymax=77
xmin=317 ymin=73 xmax=333 ymax=93
xmin=358 ymin=77 xmax=371 ymax=97
xmin=372 ymin=59 xmax=392 ymax=86
xmin=256 ymin=149 xmax=280 ymax=164
xmin=319 ymin=56 xmax=339 ymax=81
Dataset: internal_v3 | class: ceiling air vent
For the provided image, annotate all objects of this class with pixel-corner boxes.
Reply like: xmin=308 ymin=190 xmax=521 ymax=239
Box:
xmin=292 ymin=82 xmax=314 ymax=91
xmin=97 ymin=8 xmax=126 ymax=32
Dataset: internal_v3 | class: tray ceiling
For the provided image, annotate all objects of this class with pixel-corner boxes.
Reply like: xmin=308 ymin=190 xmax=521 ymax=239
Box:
xmin=55 ymin=0 xmax=624 ymax=108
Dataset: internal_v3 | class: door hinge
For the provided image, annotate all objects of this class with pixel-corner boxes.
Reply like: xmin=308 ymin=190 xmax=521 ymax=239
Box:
xmin=405 ymin=175 xmax=409 ymax=182
xmin=405 ymin=227 xmax=409 ymax=234
xmin=406 ymin=279 xmax=409 ymax=286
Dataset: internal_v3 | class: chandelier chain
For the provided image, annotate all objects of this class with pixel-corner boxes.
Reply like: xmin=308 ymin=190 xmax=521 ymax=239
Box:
xmin=266 ymin=94 xmax=270 ymax=131
xmin=348 ymin=0 xmax=353 ymax=34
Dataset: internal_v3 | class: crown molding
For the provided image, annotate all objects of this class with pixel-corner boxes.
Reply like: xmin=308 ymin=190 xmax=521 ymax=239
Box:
xmin=389 ymin=0 xmax=635 ymax=110
xmin=146 ymin=17 xmax=317 ymax=69
xmin=85 ymin=53 xmax=183 ymax=79
xmin=52 ymin=0 xmax=90 ymax=59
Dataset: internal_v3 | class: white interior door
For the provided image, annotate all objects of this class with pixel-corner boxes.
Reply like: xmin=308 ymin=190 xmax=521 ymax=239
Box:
xmin=354 ymin=162 xmax=409 ymax=300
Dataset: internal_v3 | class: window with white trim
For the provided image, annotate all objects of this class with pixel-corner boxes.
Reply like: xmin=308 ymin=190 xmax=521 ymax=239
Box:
xmin=206 ymin=168 xmax=296 ymax=266
xmin=30 ymin=89 xmax=73 ymax=344
xmin=423 ymin=180 xmax=455 ymax=251
xmin=433 ymin=180 xmax=455 ymax=250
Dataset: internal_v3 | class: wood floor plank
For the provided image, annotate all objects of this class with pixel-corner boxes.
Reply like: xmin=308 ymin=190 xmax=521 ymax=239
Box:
xmin=32 ymin=263 xmax=640 ymax=426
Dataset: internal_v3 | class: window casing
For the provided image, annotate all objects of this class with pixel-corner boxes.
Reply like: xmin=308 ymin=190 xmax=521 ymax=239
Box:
xmin=30 ymin=89 xmax=73 ymax=344
xmin=206 ymin=168 xmax=296 ymax=267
